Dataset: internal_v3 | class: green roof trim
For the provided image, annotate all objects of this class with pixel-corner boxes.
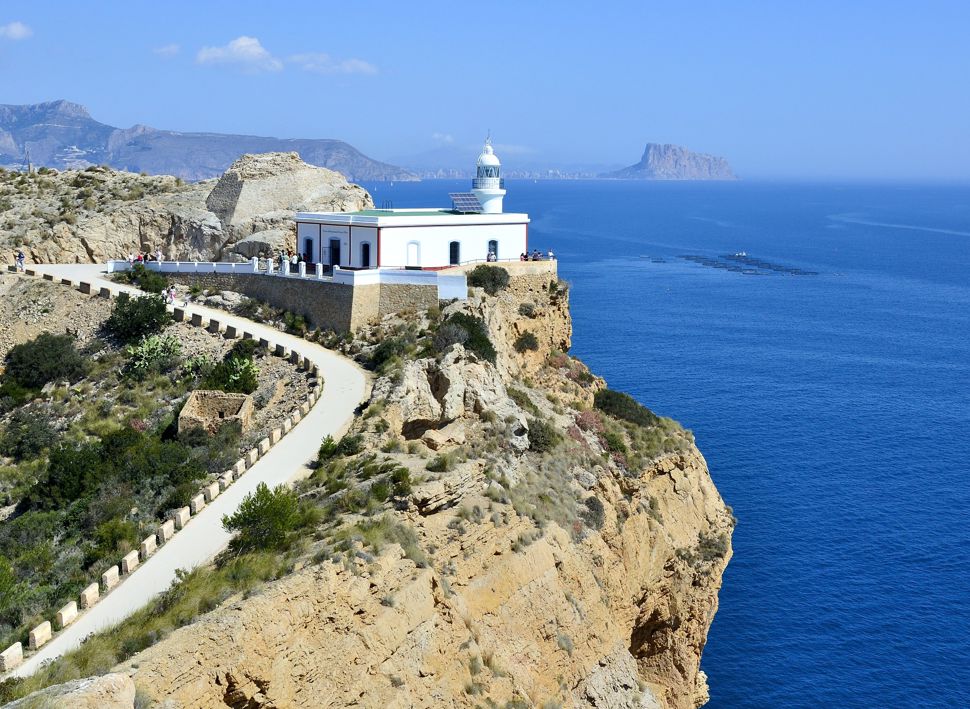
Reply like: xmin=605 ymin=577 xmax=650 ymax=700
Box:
xmin=347 ymin=209 xmax=459 ymax=217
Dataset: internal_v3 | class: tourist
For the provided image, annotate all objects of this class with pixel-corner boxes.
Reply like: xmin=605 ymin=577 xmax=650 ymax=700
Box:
xmin=156 ymin=249 xmax=164 ymax=263
xmin=547 ymin=249 xmax=555 ymax=260
xmin=166 ymin=285 xmax=176 ymax=305
xmin=290 ymin=251 xmax=298 ymax=274
xmin=127 ymin=253 xmax=134 ymax=265
xmin=520 ymin=252 xmax=527 ymax=261
xmin=15 ymin=250 xmax=25 ymax=271
xmin=487 ymin=251 xmax=497 ymax=262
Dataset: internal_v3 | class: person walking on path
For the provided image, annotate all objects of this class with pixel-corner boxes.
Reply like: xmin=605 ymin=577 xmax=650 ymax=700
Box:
xmin=15 ymin=250 xmax=25 ymax=271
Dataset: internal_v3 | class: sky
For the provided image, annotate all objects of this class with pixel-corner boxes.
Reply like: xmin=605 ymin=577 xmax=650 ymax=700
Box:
xmin=1 ymin=1 xmax=969 ymax=179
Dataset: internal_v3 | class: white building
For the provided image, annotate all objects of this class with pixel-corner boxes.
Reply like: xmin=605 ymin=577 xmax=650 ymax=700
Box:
xmin=295 ymin=139 xmax=529 ymax=270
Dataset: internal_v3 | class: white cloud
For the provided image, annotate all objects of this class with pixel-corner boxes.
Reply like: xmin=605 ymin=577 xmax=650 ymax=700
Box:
xmin=288 ymin=52 xmax=377 ymax=75
xmin=153 ymin=43 xmax=180 ymax=57
xmin=0 ymin=21 xmax=32 ymax=40
xmin=432 ymin=132 xmax=455 ymax=144
xmin=197 ymin=36 xmax=282 ymax=72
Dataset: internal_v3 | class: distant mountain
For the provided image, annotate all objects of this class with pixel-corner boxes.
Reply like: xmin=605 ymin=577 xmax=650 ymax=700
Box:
xmin=0 ymin=100 xmax=416 ymax=182
xmin=600 ymin=143 xmax=736 ymax=180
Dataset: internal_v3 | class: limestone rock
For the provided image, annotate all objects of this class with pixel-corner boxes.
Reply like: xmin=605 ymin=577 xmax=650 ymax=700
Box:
xmin=6 ymin=672 xmax=136 ymax=708
xmin=600 ymin=143 xmax=737 ymax=180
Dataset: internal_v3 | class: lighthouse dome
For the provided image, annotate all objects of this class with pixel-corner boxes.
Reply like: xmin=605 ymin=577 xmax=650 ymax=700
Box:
xmin=477 ymin=140 xmax=501 ymax=168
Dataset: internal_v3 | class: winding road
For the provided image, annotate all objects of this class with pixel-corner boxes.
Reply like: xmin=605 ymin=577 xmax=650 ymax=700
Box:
xmin=8 ymin=264 xmax=368 ymax=679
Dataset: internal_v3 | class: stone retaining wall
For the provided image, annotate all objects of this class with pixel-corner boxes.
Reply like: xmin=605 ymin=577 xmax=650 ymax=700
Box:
xmin=164 ymin=272 xmax=439 ymax=332
xmin=0 ymin=270 xmax=327 ymax=675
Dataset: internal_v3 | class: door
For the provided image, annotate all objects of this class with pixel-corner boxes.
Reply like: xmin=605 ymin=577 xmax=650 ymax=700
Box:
xmin=488 ymin=240 xmax=498 ymax=260
xmin=304 ymin=238 xmax=314 ymax=262
xmin=329 ymin=239 xmax=341 ymax=267
xmin=449 ymin=241 xmax=460 ymax=266
xmin=406 ymin=242 xmax=419 ymax=268
xmin=361 ymin=242 xmax=371 ymax=269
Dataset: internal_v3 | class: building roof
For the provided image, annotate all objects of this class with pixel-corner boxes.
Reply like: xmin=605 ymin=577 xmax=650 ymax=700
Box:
xmin=296 ymin=208 xmax=529 ymax=227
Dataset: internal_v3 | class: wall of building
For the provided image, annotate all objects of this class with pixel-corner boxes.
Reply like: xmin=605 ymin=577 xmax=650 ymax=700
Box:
xmin=164 ymin=272 xmax=439 ymax=331
xmin=378 ymin=223 xmax=527 ymax=268
xmin=297 ymin=223 xmax=377 ymax=268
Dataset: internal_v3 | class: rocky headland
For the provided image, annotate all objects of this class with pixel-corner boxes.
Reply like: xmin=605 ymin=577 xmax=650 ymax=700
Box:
xmin=600 ymin=144 xmax=736 ymax=180
xmin=0 ymin=152 xmax=372 ymax=264
xmin=5 ymin=262 xmax=734 ymax=708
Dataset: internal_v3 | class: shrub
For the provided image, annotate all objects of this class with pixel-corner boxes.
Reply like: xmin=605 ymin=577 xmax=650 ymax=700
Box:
xmin=105 ymin=293 xmax=171 ymax=344
xmin=518 ymin=302 xmax=536 ymax=317
xmin=437 ymin=313 xmax=496 ymax=363
xmin=222 ymin=482 xmax=305 ymax=553
xmin=575 ymin=410 xmax=604 ymax=434
xmin=4 ymin=333 xmax=87 ymax=389
xmin=601 ymin=430 xmax=627 ymax=454
xmin=318 ymin=435 xmax=338 ymax=460
xmin=371 ymin=337 xmax=408 ymax=370
xmin=227 ymin=338 xmax=260 ymax=361
xmin=527 ymin=418 xmax=560 ymax=453
xmin=514 ymin=332 xmax=539 ymax=353
xmin=120 ymin=263 xmax=168 ymax=294
xmin=204 ymin=357 xmax=258 ymax=394
xmin=593 ymin=389 xmax=661 ymax=428
xmin=467 ymin=265 xmax=510 ymax=296
xmin=124 ymin=334 xmax=181 ymax=379
xmin=433 ymin=322 xmax=469 ymax=352
xmin=426 ymin=452 xmax=457 ymax=472
xmin=580 ymin=496 xmax=605 ymax=530
xmin=336 ymin=434 xmax=363 ymax=457
xmin=0 ymin=410 xmax=56 ymax=461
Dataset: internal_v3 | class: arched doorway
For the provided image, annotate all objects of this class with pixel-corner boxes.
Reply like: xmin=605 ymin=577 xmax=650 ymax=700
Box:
xmin=361 ymin=242 xmax=371 ymax=268
xmin=406 ymin=241 xmax=419 ymax=268
xmin=449 ymin=241 xmax=460 ymax=266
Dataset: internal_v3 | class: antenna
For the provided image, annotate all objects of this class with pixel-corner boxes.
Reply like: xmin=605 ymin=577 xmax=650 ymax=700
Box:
xmin=22 ymin=146 xmax=33 ymax=174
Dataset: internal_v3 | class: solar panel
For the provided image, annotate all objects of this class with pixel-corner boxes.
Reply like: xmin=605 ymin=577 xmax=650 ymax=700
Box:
xmin=449 ymin=192 xmax=483 ymax=213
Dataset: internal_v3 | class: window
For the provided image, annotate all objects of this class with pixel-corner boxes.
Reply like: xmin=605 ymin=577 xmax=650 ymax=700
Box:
xmin=488 ymin=240 xmax=498 ymax=260
xmin=361 ymin=242 xmax=371 ymax=268
xmin=449 ymin=241 xmax=460 ymax=265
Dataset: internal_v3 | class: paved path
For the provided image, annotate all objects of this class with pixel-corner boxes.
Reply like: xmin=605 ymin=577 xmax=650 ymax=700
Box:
xmin=9 ymin=264 xmax=368 ymax=679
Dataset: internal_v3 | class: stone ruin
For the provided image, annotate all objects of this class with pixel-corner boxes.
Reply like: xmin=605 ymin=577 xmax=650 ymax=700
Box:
xmin=178 ymin=390 xmax=254 ymax=435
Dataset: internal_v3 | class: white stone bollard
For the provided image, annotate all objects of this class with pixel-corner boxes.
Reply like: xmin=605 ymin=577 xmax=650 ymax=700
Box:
xmin=258 ymin=437 xmax=271 ymax=455
xmin=251 ymin=256 xmax=259 ymax=272
xmin=317 ymin=263 xmax=325 ymax=279
xmin=140 ymin=535 xmax=157 ymax=559
xmin=300 ymin=402 xmax=310 ymax=416
xmin=121 ymin=550 xmax=140 ymax=575
xmin=102 ymin=565 xmax=120 ymax=591
xmin=204 ymin=481 xmax=220 ymax=503
xmin=282 ymin=417 xmax=292 ymax=434
xmin=219 ymin=472 xmax=233 ymax=490
xmin=298 ymin=261 xmax=307 ymax=278
xmin=55 ymin=601 xmax=78 ymax=629
xmin=308 ymin=393 xmax=316 ymax=406
xmin=247 ymin=448 xmax=259 ymax=466
xmin=0 ymin=643 xmax=23 ymax=671
xmin=234 ymin=459 xmax=247 ymax=475
xmin=29 ymin=621 xmax=52 ymax=650
xmin=79 ymin=582 xmax=99 ymax=609
xmin=173 ymin=507 xmax=191 ymax=529
xmin=291 ymin=410 xmax=302 ymax=425
xmin=157 ymin=519 xmax=175 ymax=543
xmin=190 ymin=494 xmax=206 ymax=514
xmin=270 ymin=428 xmax=282 ymax=444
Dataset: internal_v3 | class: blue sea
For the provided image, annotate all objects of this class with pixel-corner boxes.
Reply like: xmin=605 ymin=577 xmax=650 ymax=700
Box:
xmin=362 ymin=179 xmax=970 ymax=708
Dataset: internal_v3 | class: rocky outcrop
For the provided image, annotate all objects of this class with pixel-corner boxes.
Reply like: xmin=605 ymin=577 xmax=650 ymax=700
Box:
xmin=6 ymin=672 xmax=135 ymax=708
xmin=0 ymin=152 xmax=373 ymax=264
xmin=600 ymin=144 xmax=736 ymax=180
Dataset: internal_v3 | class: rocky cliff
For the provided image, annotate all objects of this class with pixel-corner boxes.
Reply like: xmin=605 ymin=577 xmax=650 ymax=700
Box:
xmin=0 ymin=100 xmax=416 ymax=182
xmin=0 ymin=152 xmax=372 ymax=264
xmin=600 ymin=144 xmax=736 ymax=180
xmin=7 ymin=266 xmax=733 ymax=708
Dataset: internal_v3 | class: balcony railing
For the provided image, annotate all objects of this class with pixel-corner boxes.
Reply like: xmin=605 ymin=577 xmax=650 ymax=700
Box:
xmin=472 ymin=177 xmax=504 ymax=189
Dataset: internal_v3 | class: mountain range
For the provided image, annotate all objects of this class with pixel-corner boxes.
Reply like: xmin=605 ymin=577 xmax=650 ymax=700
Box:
xmin=0 ymin=100 xmax=416 ymax=182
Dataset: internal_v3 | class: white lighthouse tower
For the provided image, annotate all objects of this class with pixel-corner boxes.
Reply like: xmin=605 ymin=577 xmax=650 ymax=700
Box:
xmin=471 ymin=137 xmax=506 ymax=214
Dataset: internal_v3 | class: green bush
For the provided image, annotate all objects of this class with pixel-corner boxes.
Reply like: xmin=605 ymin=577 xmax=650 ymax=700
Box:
xmin=124 ymin=333 xmax=181 ymax=379
xmin=120 ymin=263 xmax=168 ymax=294
xmin=222 ymin=482 xmax=306 ymax=553
xmin=467 ymin=265 xmax=510 ymax=296
xmin=336 ymin=434 xmax=364 ymax=457
xmin=226 ymin=338 xmax=259 ymax=361
xmin=370 ymin=337 xmax=409 ymax=370
xmin=514 ymin=331 xmax=539 ymax=353
xmin=527 ymin=417 xmax=561 ymax=453
xmin=581 ymin=496 xmax=605 ymax=530
xmin=0 ymin=410 xmax=56 ymax=461
xmin=204 ymin=357 xmax=258 ymax=394
xmin=104 ymin=293 xmax=171 ymax=344
xmin=593 ymin=389 xmax=661 ymax=428
xmin=4 ymin=333 xmax=88 ymax=389
xmin=518 ymin=302 xmax=536 ymax=317
xmin=601 ymin=430 xmax=628 ymax=454
xmin=436 ymin=313 xmax=496 ymax=363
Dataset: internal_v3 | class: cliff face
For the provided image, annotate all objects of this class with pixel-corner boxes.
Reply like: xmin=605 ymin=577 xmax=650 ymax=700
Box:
xmin=0 ymin=152 xmax=372 ymax=264
xmin=106 ymin=265 xmax=733 ymax=709
xmin=600 ymin=144 xmax=736 ymax=180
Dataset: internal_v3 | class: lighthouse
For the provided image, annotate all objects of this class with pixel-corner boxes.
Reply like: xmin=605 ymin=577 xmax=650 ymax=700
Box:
xmin=471 ymin=137 xmax=506 ymax=214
